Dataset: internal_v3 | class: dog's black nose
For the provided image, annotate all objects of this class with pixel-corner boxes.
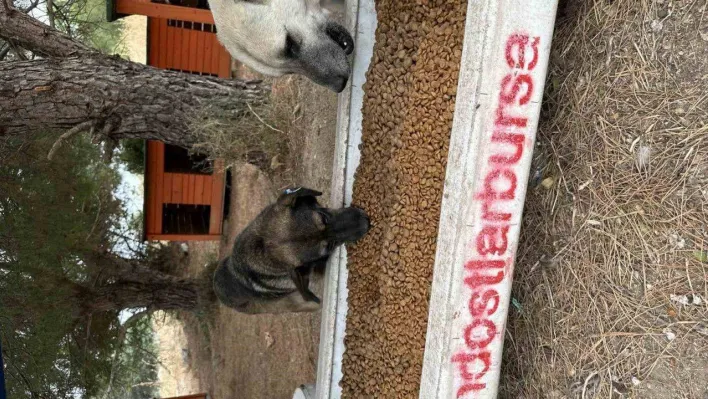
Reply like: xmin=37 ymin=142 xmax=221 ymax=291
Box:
xmin=332 ymin=76 xmax=348 ymax=93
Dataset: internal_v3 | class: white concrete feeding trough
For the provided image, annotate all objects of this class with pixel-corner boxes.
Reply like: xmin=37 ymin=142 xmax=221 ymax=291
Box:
xmin=301 ymin=0 xmax=560 ymax=397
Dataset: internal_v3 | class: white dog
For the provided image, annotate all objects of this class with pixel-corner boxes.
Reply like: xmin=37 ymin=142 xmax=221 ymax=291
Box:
xmin=208 ymin=0 xmax=354 ymax=92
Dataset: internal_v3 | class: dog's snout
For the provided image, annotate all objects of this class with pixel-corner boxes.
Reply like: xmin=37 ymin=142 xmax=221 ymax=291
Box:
xmin=332 ymin=75 xmax=348 ymax=93
xmin=352 ymin=207 xmax=370 ymax=228
xmin=325 ymin=22 xmax=354 ymax=55
xmin=350 ymin=207 xmax=371 ymax=236
xmin=328 ymin=206 xmax=370 ymax=243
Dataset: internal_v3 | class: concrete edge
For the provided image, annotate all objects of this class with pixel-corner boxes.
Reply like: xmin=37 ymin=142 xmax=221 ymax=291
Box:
xmin=419 ymin=0 xmax=559 ymax=397
xmin=315 ymin=0 xmax=377 ymax=397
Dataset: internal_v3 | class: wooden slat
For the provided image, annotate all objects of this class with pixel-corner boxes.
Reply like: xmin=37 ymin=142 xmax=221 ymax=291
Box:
xmin=146 ymin=141 xmax=157 ymax=234
xmin=163 ymin=172 xmax=173 ymax=204
xmin=195 ymin=30 xmax=205 ymax=75
xmin=203 ymin=32 xmax=214 ymax=75
xmin=146 ymin=234 xmax=221 ymax=242
xmin=180 ymin=27 xmax=191 ymax=72
xmin=182 ymin=174 xmax=191 ymax=204
xmin=194 ymin=175 xmax=205 ymax=204
xmin=145 ymin=141 xmax=165 ymax=235
xmin=115 ymin=0 xmax=215 ymax=24
xmin=170 ymin=173 xmax=183 ymax=203
xmin=148 ymin=18 xmax=159 ymax=66
xmin=166 ymin=20 xmax=176 ymax=70
xmin=218 ymin=47 xmax=231 ymax=78
xmin=188 ymin=30 xmax=198 ymax=74
xmin=149 ymin=141 xmax=158 ymax=234
xmin=158 ymin=18 xmax=168 ymax=69
xmin=155 ymin=141 xmax=165 ymax=233
xmin=211 ymin=37 xmax=220 ymax=76
xmin=173 ymin=23 xmax=184 ymax=72
xmin=209 ymin=160 xmax=226 ymax=235
xmin=203 ymin=176 xmax=212 ymax=206
xmin=189 ymin=175 xmax=197 ymax=205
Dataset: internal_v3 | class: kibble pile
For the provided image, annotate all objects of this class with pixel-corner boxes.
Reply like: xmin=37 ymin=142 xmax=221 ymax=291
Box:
xmin=340 ymin=0 xmax=467 ymax=396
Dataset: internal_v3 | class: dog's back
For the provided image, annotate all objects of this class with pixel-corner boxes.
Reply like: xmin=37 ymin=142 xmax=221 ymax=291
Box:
xmin=213 ymin=187 xmax=370 ymax=314
xmin=213 ymin=212 xmax=300 ymax=313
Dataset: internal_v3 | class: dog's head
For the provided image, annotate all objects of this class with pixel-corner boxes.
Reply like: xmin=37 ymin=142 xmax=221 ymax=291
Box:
xmin=210 ymin=0 xmax=354 ymax=92
xmin=262 ymin=187 xmax=370 ymax=265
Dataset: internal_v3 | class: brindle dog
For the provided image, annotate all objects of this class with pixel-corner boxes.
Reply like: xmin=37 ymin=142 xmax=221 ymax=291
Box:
xmin=213 ymin=187 xmax=370 ymax=314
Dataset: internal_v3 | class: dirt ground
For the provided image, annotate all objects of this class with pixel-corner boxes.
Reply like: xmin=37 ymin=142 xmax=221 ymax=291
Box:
xmin=501 ymin=0 xmax=708 ymax=398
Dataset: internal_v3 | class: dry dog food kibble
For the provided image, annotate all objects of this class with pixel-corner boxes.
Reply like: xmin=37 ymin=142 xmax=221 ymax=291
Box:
xmin=340 ymin=0 xmax=467 ymax=396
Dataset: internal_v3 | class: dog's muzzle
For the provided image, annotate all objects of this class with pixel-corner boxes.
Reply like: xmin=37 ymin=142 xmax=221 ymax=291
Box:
xmin=329 ymin=207 xmax=370 ymax=243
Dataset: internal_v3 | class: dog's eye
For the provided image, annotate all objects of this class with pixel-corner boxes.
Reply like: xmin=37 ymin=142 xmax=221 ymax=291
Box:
xmin=284 ymin=33 xmax=300 ymax=59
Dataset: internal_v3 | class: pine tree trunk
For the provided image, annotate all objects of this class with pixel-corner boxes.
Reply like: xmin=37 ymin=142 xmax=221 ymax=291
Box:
xmin=82 ymin=278 xmax=205 ymax=313
xmin=76 ymin=250 xmax=218 ymax=315
xmin=0 ymin=55 xmax=269 ymax=147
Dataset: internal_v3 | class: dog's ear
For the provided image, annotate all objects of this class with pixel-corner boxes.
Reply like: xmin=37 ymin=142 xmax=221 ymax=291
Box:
xmin=277 ymin=187 xmax=323 ymax=207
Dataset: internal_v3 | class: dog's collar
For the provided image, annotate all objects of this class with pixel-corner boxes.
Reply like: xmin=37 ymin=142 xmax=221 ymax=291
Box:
xmin=284 ymin=187 xmax=302 ymax=195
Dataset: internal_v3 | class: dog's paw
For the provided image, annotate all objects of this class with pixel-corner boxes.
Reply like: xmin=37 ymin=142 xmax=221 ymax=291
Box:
xmin=306 ymin=291 xmax=321 ymax=304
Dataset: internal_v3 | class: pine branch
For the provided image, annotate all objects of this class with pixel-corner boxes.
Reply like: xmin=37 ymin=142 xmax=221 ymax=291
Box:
xmin=0 ymin=0 xmax=93 ymax=57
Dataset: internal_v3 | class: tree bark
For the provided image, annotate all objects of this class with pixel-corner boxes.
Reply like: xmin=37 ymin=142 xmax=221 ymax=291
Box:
xmin=77 ymin=250 xmax=217 ymax=315
xmin=0 ymin=56 xmax=269 ymax=147
xmin=0 ymin=0 xmax=91 ymax=58
xmin=82 ymin=278 xmax=204 ymax=313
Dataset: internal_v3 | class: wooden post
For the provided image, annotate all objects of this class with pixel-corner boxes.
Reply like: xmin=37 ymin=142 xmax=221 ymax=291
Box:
xmin=115 ymin=0 xmax=215 ymax=24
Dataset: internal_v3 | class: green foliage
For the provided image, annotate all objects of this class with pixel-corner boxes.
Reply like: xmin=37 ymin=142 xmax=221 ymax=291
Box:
xmin=54 ymin=0 xmax=126 ymax=55
xmin=0 ymin=135 xmax=156 ymax=399
xmin=109 ymin=316 xmax=160 ymax=399
xmin=117 ymin=139 xmax=146 ymax=175
xmin=0 ymin=135 xmax=117 ymax=397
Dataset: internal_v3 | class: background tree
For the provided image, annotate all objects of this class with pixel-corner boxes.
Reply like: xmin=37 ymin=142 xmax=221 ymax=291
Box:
xmin=1 ymin=0 xmax=125 ymax=60
xmin=0 ymin=0 xmax=269 ymax=149
xmin=0 ymin=134 xmax=198 ymax=398
xmin=0 ymin=0 xmax=248 ymax=395
xmin=117 ymin=139 xmax=145 ymax=175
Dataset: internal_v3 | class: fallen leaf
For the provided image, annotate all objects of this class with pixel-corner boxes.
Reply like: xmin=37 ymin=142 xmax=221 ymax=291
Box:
xmin=271 ymin=155 xmax=285 ymax=170
xmin=541 ymin=177 xmax=555 ymax=189
xmin=693 ymin=250 xmax=708 ymax=263
xmin=663 ymin=327 xmax=676 ymax=341
xmin=670 ymin=293 xmax=703 ymax=306
xmin=264 ymin=332 xmax=274 ymax=348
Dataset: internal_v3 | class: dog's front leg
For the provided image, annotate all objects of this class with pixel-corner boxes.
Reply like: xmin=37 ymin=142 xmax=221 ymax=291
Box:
xmin=290 ymin=266 xmax=320 ymax=304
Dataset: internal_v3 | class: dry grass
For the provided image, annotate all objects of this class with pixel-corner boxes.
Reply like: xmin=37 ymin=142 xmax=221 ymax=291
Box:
xmin=501 ymin=0 xmax=708 ymax=398
xmin=153 ymin=310 xmax=204 ymax=397
xmin=187 ymin=77 xmax=307 ymax=179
